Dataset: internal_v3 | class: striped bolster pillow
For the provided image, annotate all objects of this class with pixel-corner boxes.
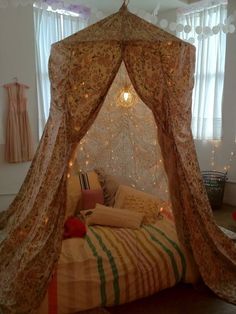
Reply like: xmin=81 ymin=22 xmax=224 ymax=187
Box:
xmin=66 ymin=170 xmax=103 ymax=217
xmin=78 ymin=171 xmax=101 ymax=190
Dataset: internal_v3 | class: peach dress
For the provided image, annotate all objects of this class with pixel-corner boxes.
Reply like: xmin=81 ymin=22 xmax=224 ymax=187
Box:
xmin=4 ymin=82 xmax=34 ymax=162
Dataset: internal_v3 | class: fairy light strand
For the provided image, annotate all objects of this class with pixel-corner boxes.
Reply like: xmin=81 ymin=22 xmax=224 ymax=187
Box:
xmin=75 ymin=62 xmax=169 ymax=200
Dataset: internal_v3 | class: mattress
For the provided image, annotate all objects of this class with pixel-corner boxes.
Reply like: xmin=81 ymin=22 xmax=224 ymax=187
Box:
xmin=38 ymin=214 xmax=199 ymax=314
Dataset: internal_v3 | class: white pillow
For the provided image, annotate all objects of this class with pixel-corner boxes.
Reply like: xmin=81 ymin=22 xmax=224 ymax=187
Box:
xmin=114 ymin=185 xmax=167 ymax=224
xmin=86 ymin=204 xmax=144 ymax=229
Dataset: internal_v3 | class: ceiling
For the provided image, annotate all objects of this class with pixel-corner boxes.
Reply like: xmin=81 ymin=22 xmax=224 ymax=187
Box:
xmin=75 ymin=0 xmax=201 ymax=14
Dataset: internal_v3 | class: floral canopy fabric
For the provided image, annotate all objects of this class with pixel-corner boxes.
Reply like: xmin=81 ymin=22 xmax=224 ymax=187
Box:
xmin=0 ymin=4 xmax=235 ymax=313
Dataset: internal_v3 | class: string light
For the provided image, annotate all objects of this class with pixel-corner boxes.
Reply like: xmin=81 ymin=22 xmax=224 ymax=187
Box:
xmin=210 ymin=140 xmax=220 ymax=170
xmin=224 ymin=150 xmax=236 ymax=173
xmin=76 ymin=62 xmax=169 ymax=199
xmin=210 ymin=139 xmax=236 ymax=176
xmin=2 ymin=0 xmax=235 ymax=41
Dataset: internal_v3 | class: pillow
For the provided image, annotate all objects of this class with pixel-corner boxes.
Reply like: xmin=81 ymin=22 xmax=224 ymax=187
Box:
xmin=66 ymin=169 xmax=102 ymax=219
xmin=81 ymin=189 xmax=104 ymax=210
xmin=95 ymin=168 xmax=136 ymax=206
xmin=86 ymin=204 xmax=144 ymax=229
xmin=114 ymin=185 xmax=168 ymax=224
xmin=63 ymin=217 xmax=86 ymax=239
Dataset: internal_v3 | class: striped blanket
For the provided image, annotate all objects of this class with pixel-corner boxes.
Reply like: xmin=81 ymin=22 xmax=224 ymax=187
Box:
xmin=38 ymin=216 xmax=199 ymax=314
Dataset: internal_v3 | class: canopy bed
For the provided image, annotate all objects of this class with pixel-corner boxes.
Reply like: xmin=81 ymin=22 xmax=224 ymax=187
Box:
xmin=0 ymin=3 xmax=236 ymax=314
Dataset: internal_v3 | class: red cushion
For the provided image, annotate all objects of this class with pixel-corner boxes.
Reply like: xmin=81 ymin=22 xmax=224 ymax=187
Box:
xmin=63 ymin=217 xmax=86 ymax=239
xmin=81 ymin=189 xmax=104 ymax=210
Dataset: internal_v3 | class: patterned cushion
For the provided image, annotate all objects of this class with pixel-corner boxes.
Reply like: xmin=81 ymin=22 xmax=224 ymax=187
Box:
xmin=114 ymin=185 xmax=168 ymax=224
xmin=95 ymin=168 xmax=136 ymax=206
xmin=86 ymin=204 xmax=144 ymax=229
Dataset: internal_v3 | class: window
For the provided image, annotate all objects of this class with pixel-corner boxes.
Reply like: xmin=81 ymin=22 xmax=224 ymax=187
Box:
xmin=177 ymin=1 xmax=227 ymax=140
xmin=34 ymin=4 xmax=88 ymax=137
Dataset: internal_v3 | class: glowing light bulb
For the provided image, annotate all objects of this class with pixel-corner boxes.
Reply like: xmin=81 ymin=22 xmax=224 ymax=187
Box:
xmin=117 ymin=86 xmax=136 ymax=108
xmin=123 ymin=92 xmax=129 ymax=102
xmin=69 ymin=161 xmax=73 ymax=167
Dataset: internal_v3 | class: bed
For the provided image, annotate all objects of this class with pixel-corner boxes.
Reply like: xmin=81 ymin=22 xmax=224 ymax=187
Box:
xmin=38 ymin=211 xmax=199 ymax=314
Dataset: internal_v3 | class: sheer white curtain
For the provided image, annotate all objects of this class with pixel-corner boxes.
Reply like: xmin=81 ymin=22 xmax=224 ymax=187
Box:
xmin=34 ymin=7 xmax=87 ymax=137
xmin=178 ymin=2 xmax=227 ymax=140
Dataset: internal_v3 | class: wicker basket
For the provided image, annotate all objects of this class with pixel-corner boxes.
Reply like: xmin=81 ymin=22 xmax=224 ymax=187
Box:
xmin=202 ymin=171 xmax=227 ymax=210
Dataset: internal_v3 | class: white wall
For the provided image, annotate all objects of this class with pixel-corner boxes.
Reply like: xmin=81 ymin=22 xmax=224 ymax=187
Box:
xmin=0 ymin=2 xmax=235 ymax=212
xmin=0 ymin=5 xmax=38 ymax=211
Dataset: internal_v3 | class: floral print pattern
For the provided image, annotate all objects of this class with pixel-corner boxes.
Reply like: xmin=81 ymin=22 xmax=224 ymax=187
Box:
xmin=0 ymin=4 xmax=235 ymax=313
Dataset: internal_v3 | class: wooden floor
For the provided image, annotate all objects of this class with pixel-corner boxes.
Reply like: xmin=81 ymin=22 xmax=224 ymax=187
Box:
xmin=108 ymin=283 xmax=236 ymax=314
xmin=107 ymin=203 xmax=236 ymax=314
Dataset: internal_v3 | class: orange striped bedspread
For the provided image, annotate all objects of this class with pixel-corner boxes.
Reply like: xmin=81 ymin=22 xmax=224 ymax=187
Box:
xmin=38 ymin=215 xmax=199 ymax=314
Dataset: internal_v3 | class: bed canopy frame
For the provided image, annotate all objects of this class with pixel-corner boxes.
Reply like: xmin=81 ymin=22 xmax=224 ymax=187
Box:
xmin=0 ymin=3 xmax=236 ymax=313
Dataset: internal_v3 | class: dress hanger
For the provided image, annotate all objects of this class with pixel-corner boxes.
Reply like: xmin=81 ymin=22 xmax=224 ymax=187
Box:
xmin=3 ymin=77 xmax=29 ymax=88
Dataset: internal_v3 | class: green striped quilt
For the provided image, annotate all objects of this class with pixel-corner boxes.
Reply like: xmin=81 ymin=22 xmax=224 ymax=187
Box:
xmin=38 ymin=217 xmax=199 ymax=314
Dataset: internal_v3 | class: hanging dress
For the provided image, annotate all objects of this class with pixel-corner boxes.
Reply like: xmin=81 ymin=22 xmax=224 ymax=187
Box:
xmin=4 ymin=82 xmax=34 ymax=163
